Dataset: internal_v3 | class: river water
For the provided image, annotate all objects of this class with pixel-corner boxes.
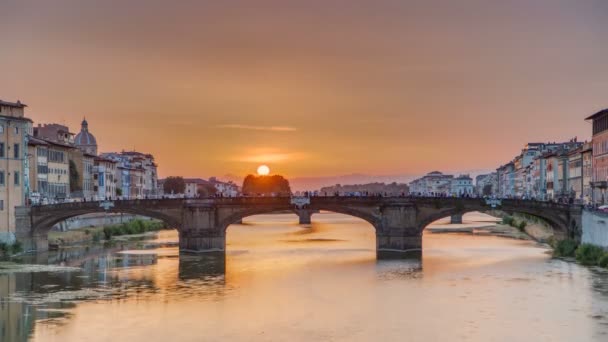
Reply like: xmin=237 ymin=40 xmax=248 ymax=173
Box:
xmin=2 ymin=212 xmax=608 ymax=341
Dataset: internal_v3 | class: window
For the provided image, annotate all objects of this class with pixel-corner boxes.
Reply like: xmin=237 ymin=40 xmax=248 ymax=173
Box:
xmin=0 ymin=125 xmax=3 ymax=133
xmin=0 ymin=200 xmax=3 ymax=211
xmin=0 ymin=171 xmax=4 ymax=185
xmin=0 ymin=143 xmax=4 ymax=158
xmin=14 ymin=171 xmax=19 ymax=186
xmin=14 ymin=127 xmax=18 ymax=135
xmin=13 ymin=144 xmax=19 ymax=159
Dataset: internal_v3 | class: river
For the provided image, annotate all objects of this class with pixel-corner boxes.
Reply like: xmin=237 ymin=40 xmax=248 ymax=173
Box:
xmin=2 ymin=212 xmax=608 ymax=341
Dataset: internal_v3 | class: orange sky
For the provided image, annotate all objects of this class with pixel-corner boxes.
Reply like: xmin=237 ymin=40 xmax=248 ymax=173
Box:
xmin=1 ymin=0 xmax=606 ymax=179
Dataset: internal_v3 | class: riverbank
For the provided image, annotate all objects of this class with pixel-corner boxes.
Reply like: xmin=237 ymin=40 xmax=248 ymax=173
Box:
xmin=48 ymin=219 xmax=168 ymax=248
xmin=426 ymin=212 xmax=535 ymax=241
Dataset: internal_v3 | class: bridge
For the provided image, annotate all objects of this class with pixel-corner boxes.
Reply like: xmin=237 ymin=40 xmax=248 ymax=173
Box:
xmin=15 ymin=197 xmax=582 ymax=259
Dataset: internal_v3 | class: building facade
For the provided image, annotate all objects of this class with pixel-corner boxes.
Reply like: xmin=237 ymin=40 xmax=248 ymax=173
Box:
xmin=409 ymin=171 xmax=454 ymax=196
xmin=0 ymin=100 xmax=32 ymax=242
xmin=586 ymin=109 xmax=608 ymax=204
xmin=451 ymin=175 xmax=474 ymax=196
xmin=93 ymin=157 xmax=117 ymax=200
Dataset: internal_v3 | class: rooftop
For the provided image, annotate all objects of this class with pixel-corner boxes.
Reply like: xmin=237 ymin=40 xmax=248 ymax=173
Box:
xmin=0 ymin=100 xmax=27 ymax=108
xmin=585 ymin=108 xmax=608 ymax=121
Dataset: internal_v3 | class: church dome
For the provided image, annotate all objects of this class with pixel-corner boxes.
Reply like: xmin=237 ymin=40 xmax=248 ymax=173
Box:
xmin=75 ymin=118 xmax=98 ymax=154
xmin=75 ymin=130 xmax=97 ymax=145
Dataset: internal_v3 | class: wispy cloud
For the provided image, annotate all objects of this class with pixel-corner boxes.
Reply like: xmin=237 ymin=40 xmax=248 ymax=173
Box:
xmin=217 ymin=124 xmax=297 ymax=132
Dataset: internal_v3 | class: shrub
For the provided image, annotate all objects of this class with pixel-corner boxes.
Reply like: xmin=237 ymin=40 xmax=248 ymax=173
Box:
xmin=103 ymin=226 xmax=114 ymax=240
xmin=599 ymin=253 xmax=608 ymax=268
xmin=575 ymin=244 xmax=605 ymax=266
xmin=518 ymin=221 xmax=527 ymax=231
xmin=11 ymin=241 xmax=22 ymax=254
xmin=92 ymin=231 xmax=103 ymax=243
xmin=553 ymin=239 xmax=578 ymax=258
xmin=502 ymin=216 xmax=514 ymax=226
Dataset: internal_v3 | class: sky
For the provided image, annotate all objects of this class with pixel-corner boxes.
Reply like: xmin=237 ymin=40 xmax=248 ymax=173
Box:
xmin=1 ymin=0 xmax=607 ymax=182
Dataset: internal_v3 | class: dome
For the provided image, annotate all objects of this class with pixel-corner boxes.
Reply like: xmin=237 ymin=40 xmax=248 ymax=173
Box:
xmin=75 ymin=117 xmax=98 ymax=154
xmin=75 ymin=130 xmax=97 ymax=146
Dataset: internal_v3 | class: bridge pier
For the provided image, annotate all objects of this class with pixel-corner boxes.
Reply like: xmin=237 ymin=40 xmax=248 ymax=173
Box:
xmin=450 ymin=214 xmax=463 ymax=224
xmin=179 ymin=230 xmax=225 ymax=253
xmin=376 ymin=230 xmax=422 ymax=259
xmin=296 ymin=209 xmax=314 ymax=225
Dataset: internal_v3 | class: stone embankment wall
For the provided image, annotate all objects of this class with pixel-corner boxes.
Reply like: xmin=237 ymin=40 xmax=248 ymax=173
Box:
xmin=53 ymin=213 xmax=143 ymax=231
xmin=582 ymin=210 xmax=608 ymax=248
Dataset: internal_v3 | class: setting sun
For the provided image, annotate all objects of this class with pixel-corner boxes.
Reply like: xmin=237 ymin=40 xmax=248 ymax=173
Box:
xmin=257 ymin=165 xmax=270 ymax=176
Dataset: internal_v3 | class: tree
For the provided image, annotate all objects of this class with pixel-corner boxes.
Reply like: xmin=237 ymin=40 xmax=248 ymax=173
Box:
xmin=482 ymin=184 xmax=493 ymax=196
xmin=69 ymin=160 xmax=81 ymax=193
xmin=197 ymin=183 xmax=217 ymax=197
xmin=116 ymin=188 xmax=122 ymax=197
xmin=163 ymin=176 xmax=186 ymax=194
xmin=242 ymin=174 xmax=291 ymax=196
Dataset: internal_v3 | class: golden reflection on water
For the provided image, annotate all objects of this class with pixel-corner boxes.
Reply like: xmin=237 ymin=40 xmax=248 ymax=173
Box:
xmin=2 ymin=212 xmax=607 ymax=341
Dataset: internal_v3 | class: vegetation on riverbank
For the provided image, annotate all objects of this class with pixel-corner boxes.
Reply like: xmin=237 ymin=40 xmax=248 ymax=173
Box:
xmin=0 ymin=241 xmax=23 ymax=258
xmin=48 ymin=219 xmax=168 ymax=247
xmin=102 ymin=219 xmax=167 ymax=239
xmin=501 ymin=215 xmax=527 ymax=232
xmin=552 ymin=239 xmax=608 ymax=268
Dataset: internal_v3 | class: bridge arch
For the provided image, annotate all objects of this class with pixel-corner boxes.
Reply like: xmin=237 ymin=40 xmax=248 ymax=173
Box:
xmin=218 ymin=203 xmax=382 ymax=232
xmin=27 ymin=200 xmax=184 ymax=237
xmin=416 ymin=203 xmax=571 ymax=239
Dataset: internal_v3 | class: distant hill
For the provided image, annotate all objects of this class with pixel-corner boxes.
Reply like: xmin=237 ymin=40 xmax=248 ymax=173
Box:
xmin=319 ymin=182 xmax=409 ymax=196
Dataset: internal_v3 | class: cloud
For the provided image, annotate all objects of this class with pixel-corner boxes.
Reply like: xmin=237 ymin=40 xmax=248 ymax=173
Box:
xmin=217 ymin=124 xmax=297 ymax=132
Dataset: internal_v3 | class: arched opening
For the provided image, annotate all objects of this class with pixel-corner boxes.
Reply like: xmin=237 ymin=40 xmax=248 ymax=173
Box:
xmin=224 ymin=210 xmax=377 ymax=274
xmin=32 ymin=209 xmax=180 ymax=253
xmin=420 ymin=210 xmax=559 ymax=272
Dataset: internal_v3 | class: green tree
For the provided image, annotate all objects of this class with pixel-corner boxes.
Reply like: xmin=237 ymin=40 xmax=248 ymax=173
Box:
xmin=242 ymin=174 xmax=291 ymax=196
xmin=69 ymin=159 xmax=81 ymax=193
xmin=163 ymin=176 xmax=186 ymax=194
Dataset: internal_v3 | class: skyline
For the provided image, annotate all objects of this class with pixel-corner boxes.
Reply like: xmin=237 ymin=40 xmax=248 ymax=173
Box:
xmin=1 ymin=0 xmax=607 ymax=180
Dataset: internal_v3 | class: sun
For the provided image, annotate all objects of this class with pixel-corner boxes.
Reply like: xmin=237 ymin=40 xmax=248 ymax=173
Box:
xmin=257 ymin=165 xmax=270 ymax=176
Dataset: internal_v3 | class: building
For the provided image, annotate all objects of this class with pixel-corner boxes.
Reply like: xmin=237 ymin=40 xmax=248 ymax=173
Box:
xmin=27 ymin=136 xmax=49 ymax=205
xmin=100 ymin=151 xmax=158 ymax=198
xmin=567 ymin=146 xmax=583 ymax=202
xmin=74 ymin=118 xmax=98 ymax=155
xmin=0 ymin=100 xmax=32 ymax=242
xmin=93 ymin=156 xmax=117 ymax=200
xmin=184 ymin=178 xmax=202 ymax=198
xmin=497 ymin=140 xmax=583 ymax=199
xmin=475 ymin=173 xmax=498 ymax=196
xmin=45 ymin=141 xmax=73 ymax=201
xmin=582 ymin=142 xmax=593 ymax=204
xmin=586 ymin=109 xmax=608 ymax=204
xmin=409 ymin=171 xmax=454 ymax=196
xmin=208 ymin=177 xmax=239 ymax=197
xmin=69 ymin=149 xmax=96 ymax=200
xmin=497 ymin=162 xmax=515 ymax=198
xmin=451 ymin=174 xmax=474 ymax=196
xmin=33 ymin=123 xmax=74 ymax=145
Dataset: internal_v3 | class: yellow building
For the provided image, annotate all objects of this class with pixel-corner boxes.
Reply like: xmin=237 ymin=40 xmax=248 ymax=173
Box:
xmin=0 ymin=100 xmax=32 ymax=242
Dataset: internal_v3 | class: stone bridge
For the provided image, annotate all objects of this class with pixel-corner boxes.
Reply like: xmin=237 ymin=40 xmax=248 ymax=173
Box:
xmin=15 ymin=197 xmax=582 ymax=258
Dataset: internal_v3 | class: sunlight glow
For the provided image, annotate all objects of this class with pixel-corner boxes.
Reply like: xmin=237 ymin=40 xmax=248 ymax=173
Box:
xmin=257 ymin=165 xmax=270 ymax=175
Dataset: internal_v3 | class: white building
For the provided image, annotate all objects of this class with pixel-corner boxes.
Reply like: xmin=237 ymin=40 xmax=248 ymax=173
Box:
xmin=409 ymin=171 xmax=454 ymax=196
xmin=451 ymin=174 xmax=474 ymax=196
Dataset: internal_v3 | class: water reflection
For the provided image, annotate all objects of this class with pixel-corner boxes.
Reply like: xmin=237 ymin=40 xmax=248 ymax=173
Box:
xmin=1 ymin=213 xmax=608 ymax=341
